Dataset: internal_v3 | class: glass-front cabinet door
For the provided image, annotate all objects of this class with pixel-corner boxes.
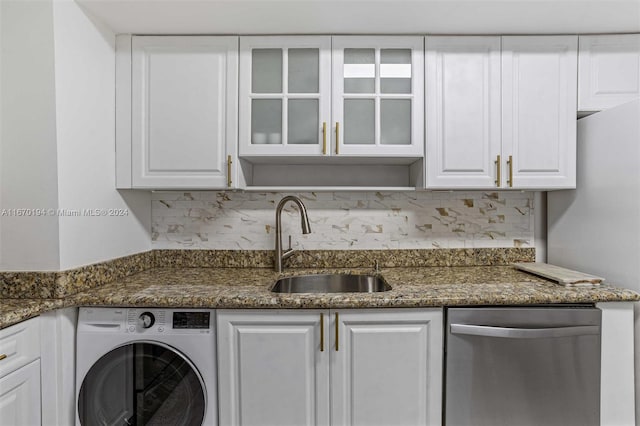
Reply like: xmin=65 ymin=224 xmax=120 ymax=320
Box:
xmin=239 ymin=36 xmax=332 ymax=156
xmin=332 ymin=36 xmax=424 ymax=157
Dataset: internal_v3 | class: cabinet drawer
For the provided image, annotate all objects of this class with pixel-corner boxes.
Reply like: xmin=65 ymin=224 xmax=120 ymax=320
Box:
xmin=0 ymin=359 xmax=41 ymax=426
xmin=0 ymin=317 xmax=40 ymax=378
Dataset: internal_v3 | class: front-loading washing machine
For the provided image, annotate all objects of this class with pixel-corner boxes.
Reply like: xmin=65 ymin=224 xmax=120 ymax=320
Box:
xmin=76 ymin=307 xmax=217 ymax=425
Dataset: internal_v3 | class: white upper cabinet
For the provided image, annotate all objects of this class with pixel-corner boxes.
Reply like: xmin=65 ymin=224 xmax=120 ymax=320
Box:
xmin=238 ymin=36 xmax=424 ymax=159
xmin=426 ymin=35 xmax=577 ymax=190
xmin=502 ymin=36 xmax=577 ymax=189
xmin=578 ymin=34 xmax=640 ymax=112
xmin=113 ymin=34 xmax=583 ymax=190
xmin=425 ymin=36 xmax=501 ymax=188
xmin=332 ymin=36 xmax=424 ymax=157
xmin=117 ymin=36 xmax=238 ymax=189
xmin=239 ymin=36 xmax=332 ymax=157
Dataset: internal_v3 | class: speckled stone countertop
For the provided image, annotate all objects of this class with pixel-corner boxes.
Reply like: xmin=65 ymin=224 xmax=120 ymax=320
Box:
xmin=0 ymin=298 xmax=66 ymax=328
xmin=2 ymin=247 xmax=639 ymax=329
xmin=66 ymin=266 xmax=640 ymax=309
xmin=3 ymin=265 xmax=636 ymax=329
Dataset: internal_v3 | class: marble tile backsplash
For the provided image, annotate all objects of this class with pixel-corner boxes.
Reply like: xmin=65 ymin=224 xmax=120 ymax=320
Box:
xmin=151 ymin=191 xmax=535 ymax=250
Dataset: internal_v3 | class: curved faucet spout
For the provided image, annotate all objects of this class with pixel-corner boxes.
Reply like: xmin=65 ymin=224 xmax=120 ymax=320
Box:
xmin=275 ymin=196 xmax=312 ymax=272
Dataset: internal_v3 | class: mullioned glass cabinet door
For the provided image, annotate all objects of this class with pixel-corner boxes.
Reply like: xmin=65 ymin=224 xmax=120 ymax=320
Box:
xmin=332 ymin=36 xmax=425 ymax=157
xmin=239 ymin=36 xmax=332 ymax=157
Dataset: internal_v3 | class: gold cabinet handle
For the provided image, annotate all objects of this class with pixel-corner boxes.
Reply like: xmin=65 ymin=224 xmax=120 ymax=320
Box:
xmin=0 ymin=354 xmax=6 ymax=361
xmin=507 ymin=155 xmax=513 ymax=187
xmin=320 ymin=313 xmax=325 ymax=352
xmin=227 ymin=155 xmax=232 ymax=187
xmin=335 ymin=312 xmax=339 ymax=351
xmin=335 ymin=122 xmax=340 ymax=155
xmin=322 ymin=122 xmax=327 ymax=155
xmin=495 ymin=155 xmax=501 ymax=187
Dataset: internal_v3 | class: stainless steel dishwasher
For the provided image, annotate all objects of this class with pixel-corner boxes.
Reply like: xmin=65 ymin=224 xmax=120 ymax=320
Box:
xmin=445 ymin=306 xmax=601 ymax=426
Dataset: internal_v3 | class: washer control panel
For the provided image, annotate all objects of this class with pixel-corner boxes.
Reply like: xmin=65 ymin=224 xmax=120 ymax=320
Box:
xmin=138 ymin=312 xmax=155 ymax=329
xmin=173 ymin=311 xmax=210 ymax=329
xmin=121 ymin=309 xmax=211 ymax=334
xmin=127 ymin=309 xmax=166 ymax=333
xmin=78 ymin=308 xmax=213 ymax=335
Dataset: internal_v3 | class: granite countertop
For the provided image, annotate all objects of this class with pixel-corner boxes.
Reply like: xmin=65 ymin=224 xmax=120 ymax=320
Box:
xmin=0 ymin=298 xmax=66 ymax=328
xmin=3 ymin=265 xmax=638 ymax=329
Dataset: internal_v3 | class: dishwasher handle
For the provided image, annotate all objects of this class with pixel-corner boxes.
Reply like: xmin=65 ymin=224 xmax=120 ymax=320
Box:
xmin=450 ymin=323 xmax=600 ymax=339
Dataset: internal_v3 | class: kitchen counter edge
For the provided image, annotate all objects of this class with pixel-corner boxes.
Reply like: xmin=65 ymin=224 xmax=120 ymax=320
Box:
xmin=2 ymin=265 xmax=639 ymax=329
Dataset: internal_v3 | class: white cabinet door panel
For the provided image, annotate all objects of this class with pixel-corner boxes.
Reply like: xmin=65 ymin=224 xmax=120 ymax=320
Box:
xmin=332 ymin=36 xmax=424 ymax=157
xmin=0 ymin=360 xmax=41 ymax=426
xmin=579 ymin=34 xmax=640 ymax=111
xmin=331 ymin=309 xmax=442 ymax=426
xmin=239 ymin=36 xmax=332 ymax=157
xmin=131 ymin=36 xmax=238 ymax=188
xmin=0 ymin=317 xmax=40 ymax=379
xmin=426 ymin=36 xmax=501 ymax=188
xmin=217 ymin=310 xmax=329 ymax=426
xmin=502 ymin=36 xmax=577 ymax=189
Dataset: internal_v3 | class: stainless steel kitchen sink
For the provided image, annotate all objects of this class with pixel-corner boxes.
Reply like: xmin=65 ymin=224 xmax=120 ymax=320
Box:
xmin=270 ymin=274 xmax=391 ymax=293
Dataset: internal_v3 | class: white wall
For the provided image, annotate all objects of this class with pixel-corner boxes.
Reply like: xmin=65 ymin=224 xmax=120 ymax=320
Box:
xmin=51 ymin=0 xmax=150 ymax=270
xmin=0 ymin=0 xmax=150 ymax=271
xmin=1 ymin=0 xmax=3 ymax=269
xmin=0 ymin=0 xmax=60 ymax=271
xmin=547 ymin=100 xmax=640 ymax=422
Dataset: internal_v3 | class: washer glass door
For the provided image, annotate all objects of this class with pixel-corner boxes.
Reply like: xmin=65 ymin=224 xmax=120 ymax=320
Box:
xmin=78 ymin=342 xmax=205 ymax=425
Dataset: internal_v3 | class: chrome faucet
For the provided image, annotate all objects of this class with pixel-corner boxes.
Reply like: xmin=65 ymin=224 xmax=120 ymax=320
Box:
xmin=274 ymin=195 xmax=311 ymax=272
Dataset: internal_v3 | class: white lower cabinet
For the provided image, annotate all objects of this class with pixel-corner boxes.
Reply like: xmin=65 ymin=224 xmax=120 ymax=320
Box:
xmin=217 ymin=308 xmax=443 ymax=426
xmin=217 ymin=310 xmax=329 ymax=426
xmin=331 ymin=309 xmax=442 ymax=426
xmin=0 ymin=359 xmax=41 ymax=426
xmin=0 ymin=317 xmax=41 ymax=426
